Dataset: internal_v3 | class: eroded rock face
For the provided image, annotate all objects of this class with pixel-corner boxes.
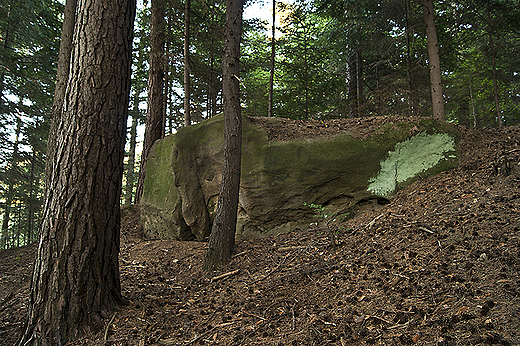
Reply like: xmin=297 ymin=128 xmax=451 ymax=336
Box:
xmin=140 ymin=115 xmax=460 ymax=240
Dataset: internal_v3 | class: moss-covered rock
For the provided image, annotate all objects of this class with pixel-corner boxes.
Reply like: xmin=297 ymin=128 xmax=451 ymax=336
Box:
xmin=140 ymin=115 xmax=460 ymax=240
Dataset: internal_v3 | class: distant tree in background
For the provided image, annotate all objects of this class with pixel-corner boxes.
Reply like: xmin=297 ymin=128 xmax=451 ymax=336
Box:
xmin=268 ymin=0 xmax=276 ymax=118
xmin=184 ymin=0 xmax=192 ymax=126
xmin=0 ymin=0 xmax=63 ymax=250
xmin=124 ymin=3 xmax=149 ymax=206
xmin=124 ymin=92 xmax=142 ymax=206
xmin=239 ymin=0 xmax=519 ymax=124
xmin=1 ymin=117 xmax=21 ymax=248
xmin=135 ymin=0 xmax=166 ymax=204
xmin=422 ymin=0 xmax=445 ymax=121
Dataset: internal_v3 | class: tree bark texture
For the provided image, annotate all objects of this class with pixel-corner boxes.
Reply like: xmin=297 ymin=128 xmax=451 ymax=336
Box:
xmin=423 ymin=0 xmax=445 ymax=121
xmin=184 ymin=0 xmax=191 ymax=126
xmin=204 ymin=0 xmax=244 ymax=271
xmin=19 ymin=0 xmax=136 ymax=344
xmin=135 ymin=0 xmax=166 ymax=204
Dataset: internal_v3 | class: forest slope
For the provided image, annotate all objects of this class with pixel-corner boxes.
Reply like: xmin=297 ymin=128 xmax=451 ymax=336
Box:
xmin=1 ymin=118 xmax=519 ymax=346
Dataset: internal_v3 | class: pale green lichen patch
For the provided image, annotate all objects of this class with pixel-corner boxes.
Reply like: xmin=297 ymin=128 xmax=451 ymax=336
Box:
xmin=368 ymin=132 xmax=456 ymax=197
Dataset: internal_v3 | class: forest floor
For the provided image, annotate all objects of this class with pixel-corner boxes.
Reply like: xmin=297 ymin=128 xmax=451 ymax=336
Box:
xmin=1 ymin=116 xmax=520 ymax=346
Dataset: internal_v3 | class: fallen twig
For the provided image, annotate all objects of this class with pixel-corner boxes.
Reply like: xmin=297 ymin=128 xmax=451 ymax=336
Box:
xmin=418 ymin=226 xmax=434 ymax=234
xmin=161 ymin=321 xmax=240 ymax=346
xmin=211 ymin=269 xmax=240 ymax=282
xmin=278 ymin=246 xmax=306 ymax=252
xmin=367 ymin=315 xmax=392 ymax=325
xmin=367 ymin=213 xmax=384 ymax=229
xmin=387 ymin=320 xmax=411 ymax=330
xmin=103 ymin=312 xmax=117 ymax=344
xmin=233 ymin=250 xmax=248 ymax=258
xmin=393 ymin=273 xmax=411 ymax=280
xmin=253 ymin=258 xmax=285 ymax=284
xmin=160 ymin=327 xmax=217 ymax=346
xmin=0 ymin=292 xmax=14 ymax=313
xmin=242 ymin=311 xmax=266 ymax=320
xmin=253 ymin=250 xmax=302 ymax=284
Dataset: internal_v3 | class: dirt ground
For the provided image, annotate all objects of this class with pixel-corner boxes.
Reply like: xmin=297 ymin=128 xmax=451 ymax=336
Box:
xmin=1 ymin=116 xmax=519 ymax=346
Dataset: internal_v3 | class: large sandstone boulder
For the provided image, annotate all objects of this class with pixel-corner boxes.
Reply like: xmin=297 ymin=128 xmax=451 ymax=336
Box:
xmin=140 ymin=115 xmax=460 ymax=241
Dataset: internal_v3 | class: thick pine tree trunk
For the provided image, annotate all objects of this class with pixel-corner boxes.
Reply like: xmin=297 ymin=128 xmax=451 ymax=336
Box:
xmin=135 ymin=0 xmax=166 ymax=204
xmin=203 ymin=0 xmax=244 ymax=271
xmin=423 ymin=0 xmax=445 ymax=121
xmin=18 ymin=0 xmax=136 ymax=344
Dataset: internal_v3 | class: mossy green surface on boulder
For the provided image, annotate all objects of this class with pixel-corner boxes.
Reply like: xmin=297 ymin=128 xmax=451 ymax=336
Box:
xmin=140 ymin=135 xmax=188 ymax=240
xmin=140 ymin=115 xmax=460 ymax=240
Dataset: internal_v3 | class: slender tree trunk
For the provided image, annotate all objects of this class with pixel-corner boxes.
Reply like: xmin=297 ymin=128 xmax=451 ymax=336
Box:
xmin=27 ymin=147 xmax=37 ymax=244
xmin=304 ymin=31 xmax=310 ymax=119
xmin=356 ymin=50 xmax=363 ymax=117
xmin=1 ymin=117 xmax=21 ymax=249
xmin=423 ymin=0 xmax=445 ymax=121
xmin=164 ymin=32 xmax=170 ymax=136
xmin=16 ymin=202 xmax=21 ymax=247
xmin=210 ymin=36 xmax=217 ymax=117
xmin=486 ymin=1 xmax=501 ymax=127
xmin=166 ymin=8 xmax=174 ymax=132
xmin=45 ymin=0 xmax=77 ymax=187
xmin=469 ymin=75 xmax=477 ymax=127
xmin=18 ymin=0 xmax=136 ymax=344
xmin=268 ymin=0 xmax=275 ymax=118
xmin=203 ymin=0 xmax=244 ymax=271
xmin=208 ymin=7 xmax=216 ymax=118
xmin=125 ymin=93 xmax=139 ymax=206
xmin=0 ymin=3 xmax=13 ymax=117
xmin=348 ymin=54 xmax=358 ymax=118
xmin=184 ymin=0 xmax=191 ymax=126
xmin=405 ymin=0 xmax=415 ymax=116
xmin=135 ymin=0 xmax=166 ymax=204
